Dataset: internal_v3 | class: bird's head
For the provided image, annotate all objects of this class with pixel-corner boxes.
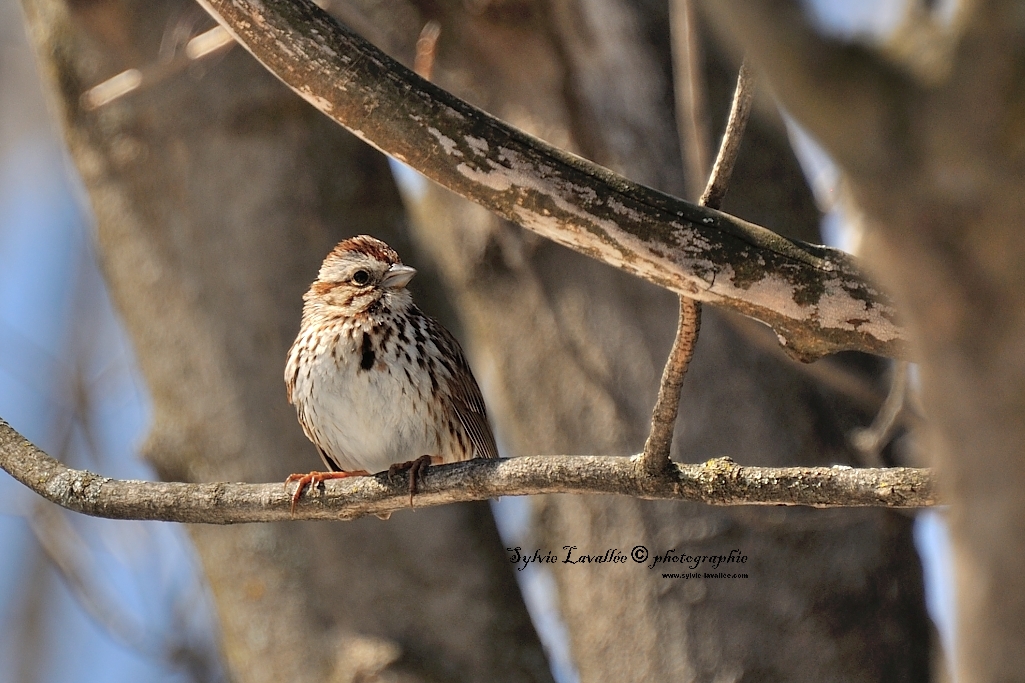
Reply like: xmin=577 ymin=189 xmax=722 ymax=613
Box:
xmin=305 ymin=235 xmax=417 ymax=315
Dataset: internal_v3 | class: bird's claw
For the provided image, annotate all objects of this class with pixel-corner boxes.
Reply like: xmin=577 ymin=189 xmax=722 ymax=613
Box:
xmin=387 ymin=455 xmax=433 ymax=507
xmin=284 ymin=470 xmax=370 ymax=514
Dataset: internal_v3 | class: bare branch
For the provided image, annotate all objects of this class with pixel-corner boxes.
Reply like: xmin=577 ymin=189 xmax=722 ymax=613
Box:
xmin=1 ymin=420 xmax=937 ymax=524
xmin=642 ymin=297 xmax=702 ymax=475
xmin=192 ymin=0 xmax=907 ymax=361
xmin=81 ymin=25 xmax=234 ymax=110
xmin=699 ymin=60 xmax=755 ymax=209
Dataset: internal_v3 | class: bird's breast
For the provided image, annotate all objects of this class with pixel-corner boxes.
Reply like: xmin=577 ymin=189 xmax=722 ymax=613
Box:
xmin=289 ymin=317 xmax=463 ymax=473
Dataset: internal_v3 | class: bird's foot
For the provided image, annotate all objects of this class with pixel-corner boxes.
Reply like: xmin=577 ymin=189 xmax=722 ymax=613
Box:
xmin=387 ymin=455 xmax=439 ymax=507
xmin=285 ymin=470 xmax=370 ymax=514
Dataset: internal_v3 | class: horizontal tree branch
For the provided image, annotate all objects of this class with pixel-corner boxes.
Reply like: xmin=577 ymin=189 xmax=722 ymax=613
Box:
xmin=1 ymin=419 xmax=937 ymax=523
xmin=191 ymin=0 xmax=908 ymax=361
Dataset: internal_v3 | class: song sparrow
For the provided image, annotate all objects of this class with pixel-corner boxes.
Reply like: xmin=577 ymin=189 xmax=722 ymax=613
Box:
xmin=284 ymin=235 xmax=499 ymax=513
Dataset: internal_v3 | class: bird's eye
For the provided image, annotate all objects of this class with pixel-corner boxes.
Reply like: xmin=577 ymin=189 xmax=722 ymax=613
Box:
xmin=352 ymin=270 xmax=371 ymax=286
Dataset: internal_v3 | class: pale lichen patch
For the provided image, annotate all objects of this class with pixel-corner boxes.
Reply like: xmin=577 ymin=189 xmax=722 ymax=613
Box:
xmin=816 ymin=280 xmax=902 ymax=342
xmin=441 ymin=106 xmax=467 ymax=122
xmin=669 ymin=222 xmax=713 ymax=254
xmin=714 ymin=266 xmax=810 ymax=322
xmin=607 ymin=198 xmax=644 ymax=221
xmin=46 ymin=469 xmax=111 ymax=507
xmin=428 ymin=127 xmax=462 ymax=156
xmin=465 ymin=135 xmax=489 ymax=155
xmin=454 ymin=150 xmax=718 ymax=289
xmin=456 ymin=162 xmax=513 ymax=192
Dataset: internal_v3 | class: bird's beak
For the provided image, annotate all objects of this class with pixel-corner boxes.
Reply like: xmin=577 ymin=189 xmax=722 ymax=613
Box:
xmin=380 ymin=264 xmax=417 ymax=289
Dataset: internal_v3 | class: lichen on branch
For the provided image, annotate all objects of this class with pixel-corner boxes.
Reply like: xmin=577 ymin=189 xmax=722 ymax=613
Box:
xmin=193 ymin=0 xmax=909 ymax=362
xmin=0 ymin=419 xmax=937 ymax=523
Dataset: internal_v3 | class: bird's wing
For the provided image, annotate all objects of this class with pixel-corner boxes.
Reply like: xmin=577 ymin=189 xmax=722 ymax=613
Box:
xmin=428 ymin=317 xmax=500 ymax=460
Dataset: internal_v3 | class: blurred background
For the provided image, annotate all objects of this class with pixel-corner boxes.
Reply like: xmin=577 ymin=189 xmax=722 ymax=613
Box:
xmin=0 ymin=3 xmax=224 ymax=680
xmin=0 ymin=0 xmax=954 ymax=681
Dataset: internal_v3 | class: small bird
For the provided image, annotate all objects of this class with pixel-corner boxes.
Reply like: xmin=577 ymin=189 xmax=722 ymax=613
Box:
xmin=284 ymin=235 xmax=499 ymax=513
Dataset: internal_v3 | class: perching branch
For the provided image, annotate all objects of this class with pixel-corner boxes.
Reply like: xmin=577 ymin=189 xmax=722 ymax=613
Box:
xmin=642 ymin=61 xmax=754 ymax=475
xmin=192 ymin=0 xmax=907 ymax=362
xmin=1 ymin=419 xmax=937 ymax=524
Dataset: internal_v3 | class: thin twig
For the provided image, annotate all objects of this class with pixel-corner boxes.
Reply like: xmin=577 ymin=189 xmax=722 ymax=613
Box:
xmin=671 ymin=0 xmax=712 ymax=201
xmin=0 ymin=423 xmax=938 ymax=526
xmin=852 ymin=360 xmax=910 ymax=465
xmin=81 ymin=25 xmax=234 ymax=110
xmin=641 ymin=298 xmax=702 ymax=475
xmin=700 ymin=61 xmax=755 ymax=209
xmin=641 ymin=61 xmax=755 ymax=476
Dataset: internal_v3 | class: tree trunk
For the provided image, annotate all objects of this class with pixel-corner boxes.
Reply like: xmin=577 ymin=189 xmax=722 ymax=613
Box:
xmin=19 ymin=1 xmax=552 ymax=681
xmin=700 ymin=3 xmax=1025 ymax=681
xmin=374 ymin=0 xmax=934 ymax=680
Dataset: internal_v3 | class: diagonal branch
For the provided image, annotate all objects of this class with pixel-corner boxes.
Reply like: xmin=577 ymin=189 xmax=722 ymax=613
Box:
xmin=1 ymin=421 xmax=937 ymax=524
xmin=192 ymin=0 xmax=907 ymax=362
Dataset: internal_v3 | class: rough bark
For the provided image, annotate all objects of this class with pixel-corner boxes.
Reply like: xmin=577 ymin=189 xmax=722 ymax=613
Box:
xmin=18 ymin=1 xmax=551 ymax=681
xmin=703 ymin=2 xmax=1025 ymax=681
xmin=327 ymin=1 xmax=932 ymax=681
xmin=0 ymin=419 xmax=940 ymax=519
xmin=192 ymin=0 xmax=909 ymax=362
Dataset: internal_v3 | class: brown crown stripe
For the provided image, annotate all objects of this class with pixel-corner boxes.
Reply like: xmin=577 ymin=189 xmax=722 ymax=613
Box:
xmin=331 ymin=235 xmax=400 ymax=265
